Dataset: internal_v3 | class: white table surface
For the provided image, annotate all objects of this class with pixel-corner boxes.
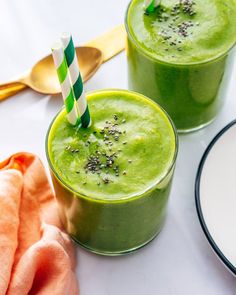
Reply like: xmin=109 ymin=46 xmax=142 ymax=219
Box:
xmin=0 ymin=1 xmax=235 ymax=294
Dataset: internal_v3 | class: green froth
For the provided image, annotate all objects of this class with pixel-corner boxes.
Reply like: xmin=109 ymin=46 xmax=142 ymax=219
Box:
xmin=48 ymin=90 xmax=176 ymax=200
xmin=127 ymin=0 xmax=236 ymax=64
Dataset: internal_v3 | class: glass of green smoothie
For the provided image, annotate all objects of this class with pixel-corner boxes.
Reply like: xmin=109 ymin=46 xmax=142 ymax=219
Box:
xmin=46 ymin=89 xmax=178 ymax=255
xmin=125 ymin=0 xmax=236 ymax=132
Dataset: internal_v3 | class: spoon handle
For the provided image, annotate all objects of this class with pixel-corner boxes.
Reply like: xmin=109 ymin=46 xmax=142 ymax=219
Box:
xmin=85 ymin=24 xmax=126 ymax=62
xmin=0 ymin=81 xmax=26 ymax=101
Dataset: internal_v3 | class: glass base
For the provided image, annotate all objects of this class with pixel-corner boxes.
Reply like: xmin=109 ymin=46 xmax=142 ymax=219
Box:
xmin=177 ymin=117 xmax=216 ymax=134
xmin=71 ymin=231 xmax=160 ymax=256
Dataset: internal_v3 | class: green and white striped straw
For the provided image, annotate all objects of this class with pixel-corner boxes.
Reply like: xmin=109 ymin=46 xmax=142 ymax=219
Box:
xmin=61 ymin=33 xmax=91 ymax=128
xmin=144 ymin=0 xmax=161 ymax=13
xmin=51 ymin=42 xmax=79 ymax=126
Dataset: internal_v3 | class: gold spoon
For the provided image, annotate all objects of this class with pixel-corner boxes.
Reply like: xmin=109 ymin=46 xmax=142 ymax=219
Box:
xmin=0 ymin=25 xmax=126 ymax=101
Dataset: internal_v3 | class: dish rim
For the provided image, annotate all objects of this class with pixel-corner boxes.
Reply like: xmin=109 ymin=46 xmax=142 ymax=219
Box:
xmin=195 ymin=119 xmax=236 ymax=275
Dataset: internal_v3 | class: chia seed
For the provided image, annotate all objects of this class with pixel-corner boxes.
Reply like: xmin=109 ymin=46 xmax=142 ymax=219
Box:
xmin=103 ymin=177 xmax=110 ymax=184
xmin=113 ymin=114 xmax=118 ymax=121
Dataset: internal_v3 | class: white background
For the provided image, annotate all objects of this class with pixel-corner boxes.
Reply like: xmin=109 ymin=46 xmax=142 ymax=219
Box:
xmin=0 ymin=0 xmax=235 ymax=294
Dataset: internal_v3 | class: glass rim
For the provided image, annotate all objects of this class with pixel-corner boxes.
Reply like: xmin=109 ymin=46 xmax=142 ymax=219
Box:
xmin=125 ymin=0 xmax=236 ymax=67
xmin=45 ymin=89 xmax=179 ymax=203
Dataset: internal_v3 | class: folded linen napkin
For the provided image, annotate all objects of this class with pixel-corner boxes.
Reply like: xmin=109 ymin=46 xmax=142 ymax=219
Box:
xmin=0 ymin=153 xmax=79 ymax=295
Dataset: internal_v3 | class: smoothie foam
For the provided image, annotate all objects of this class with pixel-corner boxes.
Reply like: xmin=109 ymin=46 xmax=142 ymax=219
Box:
xmin=127 ymin=0 xmax=236 ymax=64
xmin=48 ymin=89 xmax=176 ymax=200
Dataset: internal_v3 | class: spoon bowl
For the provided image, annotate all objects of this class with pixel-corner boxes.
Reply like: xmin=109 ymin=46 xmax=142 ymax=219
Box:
xmin=28 ymin=47 xmax=102 ymax=94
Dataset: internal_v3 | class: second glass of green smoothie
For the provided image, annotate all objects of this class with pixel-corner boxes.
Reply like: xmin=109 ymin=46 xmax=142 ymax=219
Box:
xmin=46 ymin=89 xmax=178 ymax=255
xmin=125 ymin=0 xmax=236 ymax=132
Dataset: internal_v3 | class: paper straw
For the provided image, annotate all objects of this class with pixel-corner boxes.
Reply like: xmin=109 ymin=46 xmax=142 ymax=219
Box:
xmin=144 ymin=0 xmax=161 ymax=13
xmin=61 ymin=33 xmax=91 ymax=128
xmin=51 ymin=42 xmax=79 ymax=126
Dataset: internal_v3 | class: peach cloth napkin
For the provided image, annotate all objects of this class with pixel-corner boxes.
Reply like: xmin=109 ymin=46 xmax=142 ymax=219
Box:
xmin=0 ymin=153 xmax=79 ymax=295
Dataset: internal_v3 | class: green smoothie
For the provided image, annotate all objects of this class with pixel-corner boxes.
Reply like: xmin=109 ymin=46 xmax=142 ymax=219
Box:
xmin=126 ymin=0 xmax=236 ymax=132
xmin=46 ymin=90 xmax=178 ymax=255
